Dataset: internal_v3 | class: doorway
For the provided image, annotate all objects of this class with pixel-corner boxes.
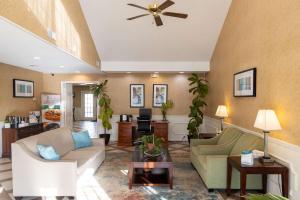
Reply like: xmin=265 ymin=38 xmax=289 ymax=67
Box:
xmin=61 ymin=81 xmax=99 ymax=138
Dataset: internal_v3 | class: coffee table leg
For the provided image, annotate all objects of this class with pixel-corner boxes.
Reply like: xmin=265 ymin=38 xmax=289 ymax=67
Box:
xmin=128 ymin=163 xmax=133 ymax=189
xmin=168 ymin=166 xmax=173 ymax=189
xmin=240 ymin=172 xmax=247 ymax=197
xmin=226 ymin=159 xmax=232 ymax=196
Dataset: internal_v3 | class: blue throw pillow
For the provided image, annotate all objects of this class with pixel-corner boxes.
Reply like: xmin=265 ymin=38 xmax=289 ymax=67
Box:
xmin=37 ymin=145 xmax=60 ymax=160
xmin=72 ymin=130 xmax=92 ymax=149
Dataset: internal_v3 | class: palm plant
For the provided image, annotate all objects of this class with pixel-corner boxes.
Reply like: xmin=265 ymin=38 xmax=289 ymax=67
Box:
xmin=161 ymin=100 xmax=174 ymax=121
xmin=91 ymin=80 xmax=113 ymax=144
xmin=187 ymin=73 xmax=208 ymax=140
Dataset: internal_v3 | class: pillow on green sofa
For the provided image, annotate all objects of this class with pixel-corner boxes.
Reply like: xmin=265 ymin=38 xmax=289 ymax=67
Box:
xmin=230 ymin=133 xmax=263 ymax=156
xmin=217 ymin=127 xmax=243 ymax=145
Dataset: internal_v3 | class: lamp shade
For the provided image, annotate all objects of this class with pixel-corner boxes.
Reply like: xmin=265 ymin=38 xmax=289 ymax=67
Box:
xmin=215 ymin=105 xmax=228 ymax=118
xmin=254 ymin=109 xmax=282 ymax=131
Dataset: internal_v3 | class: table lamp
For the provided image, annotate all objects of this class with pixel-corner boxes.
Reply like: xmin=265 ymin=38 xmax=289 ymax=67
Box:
xmin=254 ymin=109 xmax=282 ymax=163
xmin=215 ymin=105 xmax=228 ymax=131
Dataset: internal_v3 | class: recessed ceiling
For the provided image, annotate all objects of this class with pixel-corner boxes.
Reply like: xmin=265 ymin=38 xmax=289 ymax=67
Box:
xmin=79 ymin=0 xmax=232 ymax=72
xmin=0 ymin=17 xmax=101 ymax=74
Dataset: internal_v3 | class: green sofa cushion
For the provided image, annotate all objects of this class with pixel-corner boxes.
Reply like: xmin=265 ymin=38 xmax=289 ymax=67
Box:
xmin=230 ymin=133 xmax=264 ymax=156
xmin=217 ymin=127 xmax=243 ymax=145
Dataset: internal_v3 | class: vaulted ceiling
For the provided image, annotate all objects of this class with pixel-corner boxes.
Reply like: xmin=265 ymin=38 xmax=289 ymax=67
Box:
xmin=79 ymin=0 xmax=232 ymax=72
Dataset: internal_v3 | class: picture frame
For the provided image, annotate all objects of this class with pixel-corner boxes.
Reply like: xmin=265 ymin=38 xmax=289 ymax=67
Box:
xmin=233 ymin=68 xmax=256 ymax=97
xmin=153 ymin=84 xmax=168 ymax=107
xmin=13 ymin=79 xmax=34 ymax=98
xmin=130 ymin=84 xmax=145 ymax=108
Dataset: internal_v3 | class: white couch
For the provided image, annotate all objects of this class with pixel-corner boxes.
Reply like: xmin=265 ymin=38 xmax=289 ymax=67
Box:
xmin=12 ymin=127 xmax=105 ymax=198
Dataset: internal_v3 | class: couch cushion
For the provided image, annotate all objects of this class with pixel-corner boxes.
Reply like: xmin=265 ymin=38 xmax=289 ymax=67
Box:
xmin=62 ymin=144 xmax=104 ymax=174
xmin=230 ymin=133 xmax=263 ymax=156
xmin=19 ymin=127 xmax=74 ymax=156
xmin=217 ymin=127 xmax=243 ymax=145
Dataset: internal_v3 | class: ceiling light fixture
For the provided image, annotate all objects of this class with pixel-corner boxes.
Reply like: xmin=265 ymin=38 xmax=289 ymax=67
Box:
xmin=33 ymin=56 xmax=40 ymax=60
xmin=59 ymin=65 xmax=64 ymax=68
xmin=179 ymin=72 xmax=185 ymax=74
xmin=127 ymin=72 xmax=132 ymax=74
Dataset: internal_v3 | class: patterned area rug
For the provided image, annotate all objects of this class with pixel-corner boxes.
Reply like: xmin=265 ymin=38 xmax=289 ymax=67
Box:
xmin=0 ymin=142 xmax=227 ymax=200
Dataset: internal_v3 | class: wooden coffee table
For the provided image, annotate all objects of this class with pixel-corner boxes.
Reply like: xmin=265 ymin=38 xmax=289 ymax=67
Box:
xmin=128 ymin=147 xmax=173 ymax=189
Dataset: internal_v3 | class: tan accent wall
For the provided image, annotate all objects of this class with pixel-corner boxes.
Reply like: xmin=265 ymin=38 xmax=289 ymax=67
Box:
xmin=0 ymin=63 xmax=43 ymax=120
xmin=206 ymin=0 xmax=300 ymax=146
xmin=43 ymin=73 xmax=195 ymax=115
xmin=0 ymin=0 xmax=100 ymax=67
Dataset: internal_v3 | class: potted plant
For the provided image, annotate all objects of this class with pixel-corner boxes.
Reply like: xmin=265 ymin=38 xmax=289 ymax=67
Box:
xmin=246 ymin=193 xmax=288 ymax=200
xmin=91 ymin=80 xmax=113 ymax=145
xmin=187 ymin=73 xmax=208 ymax=143
xmin=139 ymin=135 xmax=164 ymax=156
xmin=161 ymin=100 xmax=174 ymax=121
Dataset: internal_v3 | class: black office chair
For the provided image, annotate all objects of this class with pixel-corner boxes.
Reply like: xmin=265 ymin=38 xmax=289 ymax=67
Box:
xmin=132 ymin=108 xmax=154 ymax=145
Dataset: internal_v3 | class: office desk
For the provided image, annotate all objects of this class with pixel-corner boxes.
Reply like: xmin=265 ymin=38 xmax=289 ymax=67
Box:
xmin=117 ymin=120 xmax=169 ymax=146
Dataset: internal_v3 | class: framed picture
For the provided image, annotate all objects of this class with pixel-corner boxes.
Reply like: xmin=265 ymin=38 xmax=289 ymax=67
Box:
xmin=13 ymin=79 xmax=34 ymax=98
xmin=153 ymin=84 xmax=168 ymax=107
xmin=130 ymin=84 xmax=145 ymax=108
xmin=234 ymin=68 xmax=256 ymax=97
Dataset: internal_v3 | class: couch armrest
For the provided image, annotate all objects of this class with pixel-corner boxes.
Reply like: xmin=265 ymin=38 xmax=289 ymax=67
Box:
xmin=190 ymin=134 xmax=221 ymax=146
xmin=12 ymin=143 xmax=77 ymax=196
xmin=92 ymin=138 xmax=105 ymax=146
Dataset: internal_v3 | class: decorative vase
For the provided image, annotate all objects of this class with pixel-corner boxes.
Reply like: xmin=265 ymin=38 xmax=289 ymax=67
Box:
xmin=162 ymin=111 xmax=167 ymax=121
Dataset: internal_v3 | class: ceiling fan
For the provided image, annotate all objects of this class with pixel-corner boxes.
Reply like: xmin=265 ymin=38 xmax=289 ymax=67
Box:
xmin=127 ymin=0 xmax=188 ymax=26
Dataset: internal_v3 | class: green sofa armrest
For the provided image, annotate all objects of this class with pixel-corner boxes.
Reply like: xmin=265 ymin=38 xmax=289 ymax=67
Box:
xmin=190 ymin=134 xmax=221 ymax=146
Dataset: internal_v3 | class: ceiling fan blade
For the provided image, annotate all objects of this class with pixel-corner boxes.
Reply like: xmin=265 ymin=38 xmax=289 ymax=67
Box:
xmin=127 ymin=3 xmax=148 ymax=11
xmin=127 ymin=14 xmax=150 ymax=20
xmin=158 ymin=0 xmax=175 ymax=11
xmin=154 ymin=15 xmax=163 ymax=26
xmin=162 ymin=12 xmax=188 ymax=18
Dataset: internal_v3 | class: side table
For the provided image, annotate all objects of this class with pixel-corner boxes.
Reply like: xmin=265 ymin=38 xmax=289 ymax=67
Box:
xmin=226 ymin=156 xmax=289 ymax=198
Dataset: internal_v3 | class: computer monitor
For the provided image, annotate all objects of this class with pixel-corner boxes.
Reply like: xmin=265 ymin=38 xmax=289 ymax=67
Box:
xmin=139 ymin=108 xmax=152 ymax=120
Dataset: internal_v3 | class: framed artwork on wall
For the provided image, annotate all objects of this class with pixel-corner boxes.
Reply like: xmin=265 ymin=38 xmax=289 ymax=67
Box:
xmin=153 ymin=84 xmax=168 ymax=107
xmin=13 ymin=79 xmax=34 ymax=98
xmin=130 ymin=84 xmax=145 ymax=108
xmin=233 ymin=68 xmax=256 ymax=97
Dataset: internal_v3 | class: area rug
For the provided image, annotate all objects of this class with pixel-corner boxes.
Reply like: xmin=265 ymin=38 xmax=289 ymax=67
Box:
xmin=77 ymin=142 xmax=224 ymax=200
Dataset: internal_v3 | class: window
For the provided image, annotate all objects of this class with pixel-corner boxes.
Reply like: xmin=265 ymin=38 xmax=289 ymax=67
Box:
xmin=84 ymin=93 xmax=94 ymax=118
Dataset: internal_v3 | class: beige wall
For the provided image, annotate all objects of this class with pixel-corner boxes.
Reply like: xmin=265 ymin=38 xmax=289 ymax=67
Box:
xmin=43 ymin=73 xmax=195 ymax=115
xmin=0 ymin=63 xmax=43 ymax=120
xmin=206 ymin=0 xmax=300 ymax=146
xmin=0 ymin=0 xmax=100 ymax=67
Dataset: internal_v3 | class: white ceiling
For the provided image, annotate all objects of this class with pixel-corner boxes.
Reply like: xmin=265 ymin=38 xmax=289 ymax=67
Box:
xmin=79 ymin=0 xmax=232 ymax=72
xmin=0 ymin=17 xmax=101 ymax=74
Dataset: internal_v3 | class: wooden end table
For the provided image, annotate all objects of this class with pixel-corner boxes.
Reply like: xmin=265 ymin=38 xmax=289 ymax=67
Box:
xmin=226 ymin=156 xmax=289 ymax=198
xmin=128 ymin=147 xmax=173 ymax=189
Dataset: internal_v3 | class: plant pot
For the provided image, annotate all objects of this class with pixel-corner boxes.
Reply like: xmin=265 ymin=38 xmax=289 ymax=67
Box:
xmin=187 ymin=135 xmax=191 ymax=144
xmin=99 ymin=134 xmax=110 ymax=145
xmin=147 ymin=143 xmax=155 ymax=151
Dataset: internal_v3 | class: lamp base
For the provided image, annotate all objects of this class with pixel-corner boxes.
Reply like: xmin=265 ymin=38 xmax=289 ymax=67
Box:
xmin=260 ymin=156 xmax=274 ymax=164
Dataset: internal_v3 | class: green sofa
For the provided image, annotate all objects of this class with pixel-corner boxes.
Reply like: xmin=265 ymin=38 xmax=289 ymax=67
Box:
xmin=190 ymin=127 xmax=264 ymax=190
